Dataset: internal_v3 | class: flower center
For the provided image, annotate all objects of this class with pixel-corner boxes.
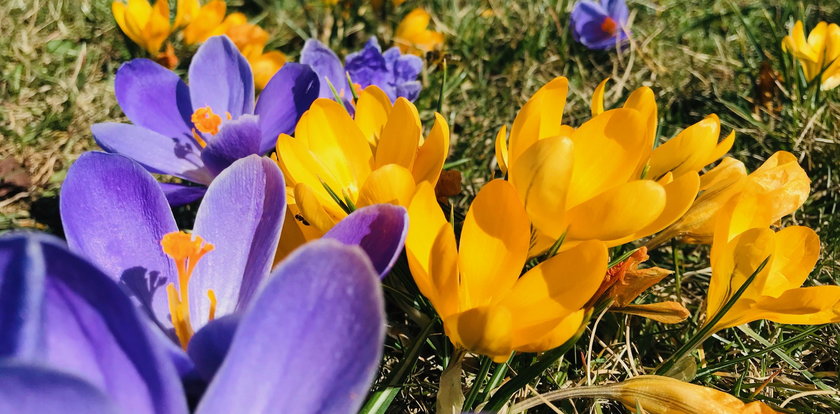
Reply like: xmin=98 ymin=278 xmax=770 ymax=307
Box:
xmin=161 ymin=231 xmax=216 ymax=349
xmin=600 ymin=16 xmax=619 ymax=36
xmin=190 ymin=107 xmax=232 ymax=148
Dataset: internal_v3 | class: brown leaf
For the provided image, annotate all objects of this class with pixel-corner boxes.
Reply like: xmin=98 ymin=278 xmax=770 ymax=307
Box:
xmin=435 ymin=169 xmax=462 ymax=201
xmin=609 ymin=266 xmax=673 ymax=307
xmin=0 ymin=157 xmax=31 ymax=198
xmin=613 ymin=302 xmax=691 ymax=324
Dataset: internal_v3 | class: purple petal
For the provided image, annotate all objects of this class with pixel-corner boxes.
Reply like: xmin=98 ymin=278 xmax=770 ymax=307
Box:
xmin=602 ymin=0 xmax=629 ymax=23
xmin=60 ymin=152 xmax=178 ymax=328
xmin=196 ymin=239 xmax=385 ymax=414
xmin=189 ymin=156 xmax=286 ymax=329
xmin=570 ymin=1 xmax=628 ymax=50
xmin=92 ymin=123 xmax=213 ymax=184
xmin=186 ymin=314 xmax=240 ymax=382
xmin=345 ymin=38 xmax=390 ymax=92
xmin=393 ymin=54 xmax=423 ymax=85
xmin=159 ymin=182 xmax=207 ymax=206
xmin=189 ymin=36 xmax=255 ymax=118
xmin=0 ymin=363 xmax=117 ymax=414
xmin=0 ymin=234 xmax=188 ymax=414
xmin=300 ymin=39 xmax=351 ymax=99
xmin=200 ymin=115 xmax=263 ymax=176
xmin=254 ymin=63 xmax=319 ymax=154
xmin=115 ymin=58 xmax=193 ymax=138
xmin=324 ymin=204 xmax=408 ymax=278
xmin=0 ymin=234 xmax=43 ymax=358
xmin=396 ymin=81 xmax=422 ymax=102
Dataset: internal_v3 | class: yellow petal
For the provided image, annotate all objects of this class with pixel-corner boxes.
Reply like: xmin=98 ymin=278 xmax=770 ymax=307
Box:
xmin=705 ymin=130 xmax=736 ymax=166
xmin=743 ymin=151 xmax=810 ymax=224
xmin=751 ymin=286 xmax=840 ymax=325
xmin=514 ymin=309 xmax=586 ymax=354
xmin=412 ymin=113 xmax=450 ymax=186
xmin=591 ymin=78 xmax=609 ymax=116
xmin=293 ymin=182 xmax=347 ymax=234
xmin=124 ymin=0 xmax=153 ymax=50
xmin=356 ymin=164 xmax=417 ymax=208
xmin=508 ymin=136 xmax=574 ymax=239
xmin=354 ymin=86 xmax=393 ymax=146
xmin=444 ymin=306 xmax=513 ymax=362
xmin=174 ymin=0 xmax=200 ymax=28
xmin=396 ymin=8 xmax=431 ymax=40
xmin=566 ymin=180 xmax=666 ymax=242
xmin=708 ymin=227 xmax=775 ymax=320
xmin=622 ymin=86 xmax=658 ymax=172
xmin=274 ymin=203 xmax=323 ymax=266
xmin=374 ymin=97 xmax=421 ymax=170
xmin=647 ymin=114 xmax=720 ymax=179
xmin=183 ymin=0 xmax=226 ymax=45
xmin=700 ymin=157 xmax=747 ymax=191
xmin=507 ymin=77 xmax=569 ymax=170
xmin=567 ymin=108 xmax=648 ymax=208
xmin=613 ymin=302 xmax=691 ymax=324
xmin=762 ymin=226 xmax=820 ymax=295
xmin=458 ymin=180 xmax=530 ymax=309
xmin=143 ymin=0 xmax=171 ymax=54
xmin=501 ymin=240 xmax=608 ymax=328
xmin=251 ymin=51 xmax=286 ymax=90
xmin=494 ymin=125 xmax=509 ymax=175
xmin=275 ymin=132 xmax=347 ymax=204
xmin=406 ymin=182 xmax=459 ymax=318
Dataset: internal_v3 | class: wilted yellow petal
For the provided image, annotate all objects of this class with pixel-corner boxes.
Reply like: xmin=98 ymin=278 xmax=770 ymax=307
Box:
xmin=494 ymin=125 xmax=509 ymax=175
xmin=648 ymin=114 xmax=721 ymax=179
xmin=591 ymin=78 xmax=609 ymax=116
xmin=354 ymin=86 xmax=393 ymax=145
xmin=375 ymin=97 xmax=422 ymax=170
xmin=508 ymin=77 xmax=569 ymax=170
xmin=566 ymin=180 xmax=666 ymax=242
xmin=458 ymin=180 xmax=530 ymax=309
xmin=607 ymin=266 xmax=673 ymax=307
xmin=356 ymin=164 xmax=417 ymax=207
xmin=567 ymin=108 xmax=648 ymax=208
xmin=413 ymin=113 xmax=450 ymax=186
xmin=406 ymin=182 xmax=460 ymax=318
xmin=508 ymin=136 xmax=574 ymax=239
xmin=613 ymin=302 xmax=690 ymax=324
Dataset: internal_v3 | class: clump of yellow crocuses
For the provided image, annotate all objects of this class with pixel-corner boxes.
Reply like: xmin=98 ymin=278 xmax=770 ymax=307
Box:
xmin=406 ymin=179 xmax=608 ymax=362
xmin=782 ymin=20 xmax=840 ymax=90
xmin=275 ymin=86 xmax=449 ymax=257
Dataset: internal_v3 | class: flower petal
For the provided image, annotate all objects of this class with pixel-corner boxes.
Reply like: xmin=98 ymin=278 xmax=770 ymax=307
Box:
xmin=300 ymin=39 xmax=351 ymax=99
xmin=190 ymin=156 xmax=286 ymax=328
xmin=0 ymin=234 xmax=188 ymax=414
xmin=324 ymin=204 xmax=409 ymax=277
xmin=751 ymin=286 xmax=840 ymax=325
xmin=159 ymin=182 xmax=207 ymax=206
xmin=189 ymin=35 xmax=255 ymax=118
xmin=647 ymin=114 xmax=721 ymax=179
xmin=92 ymin=122 xmax=213 ymax=184
xmin=200 ymin=115 xmax=262 ymax=176
xmin=412 ymin=112 xmax=450 ymax=186
xmin=115 ymin=59 xmax=193 ymax=138
xmin=196 ymin=240 xmax=385 ymax=414
xmin=508 ymin=77 xmax=569 ymax=170
xmin=354 ymin=86 xmax=393 ymax=145
xmin=374 ymin=97 xmax=422 ymax=170
xmin=254 ymin=63 xmax=320 ymax=154
xmin=356 ymin=164 xmax=417 ymax=208
xmin=0 ymin=363 xmax=117 ymax=414
xmin=60 ymin=152 xmax=177 ymax=327
xmin=186 ymin=314 xmax=240 ymax=382
xmin=566 ymin=180 xmax=666 ymax=242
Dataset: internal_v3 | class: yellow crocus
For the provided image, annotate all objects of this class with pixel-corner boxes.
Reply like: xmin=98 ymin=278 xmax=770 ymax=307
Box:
xmin=174 ymin=0 xmax=201 ymax=29
xmin=610 ymin=376 xmax=782 ymax=414
xmin=395 ymin=8 xmax=445 ymax=56
xmin=705 ymin=192 xmax=840 ymax=332
xmin=112 ymin=0 xmax=172 ymax=54
xmin=649 ymin=151 xmax=810 ymax=246
xmin=782 ymin=21 xmax=840 ymax=90
xmin=406 ymin=180 xmax=608 ymax=362
xmin=275 ymin=86 xmax=450 ymax=253
xmin=182 ymin=1 xmax=228 ymax=45
xmin=497 ymin=77 xmax=715 ymax=252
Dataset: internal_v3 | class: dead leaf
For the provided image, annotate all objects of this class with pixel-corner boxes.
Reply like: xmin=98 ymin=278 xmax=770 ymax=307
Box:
xmin=613 ymin=302 xmax=691 ymax=324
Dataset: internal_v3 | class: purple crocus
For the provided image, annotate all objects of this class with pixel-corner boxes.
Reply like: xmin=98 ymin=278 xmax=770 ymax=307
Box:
xmin=300 ymin=37 xmax=423 ymax=102
xmin=570 ymin=0 xmax=630 ymax=50
xmin=0 ymin=232 xmax=387 ymax=413
xmin=92 ymin=35 xmax=320 ymax=206
xmin=58 ymin=152 xmax=408 ymax=350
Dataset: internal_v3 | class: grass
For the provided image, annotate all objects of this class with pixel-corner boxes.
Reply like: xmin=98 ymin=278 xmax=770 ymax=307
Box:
xmin=1 ymin=0 xmax=839 ymax=412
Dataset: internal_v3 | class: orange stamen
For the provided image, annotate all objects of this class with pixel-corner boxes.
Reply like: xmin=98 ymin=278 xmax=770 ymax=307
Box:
xmin=161 ymin=231 xmax=215 ymax=349
xmin=600 ymin=16 xmax=619 ymax=35
xmin=191 ymin=106 xmax=223 ymax=135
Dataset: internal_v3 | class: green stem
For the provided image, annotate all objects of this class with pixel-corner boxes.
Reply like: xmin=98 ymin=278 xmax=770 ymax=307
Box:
xmin=655 ymin=256 xmax=770 ymax=376
xmin=475 ymin=355 xmax=513 ymax=406
xmin=463 ymin=356 xmax=493 ymax=410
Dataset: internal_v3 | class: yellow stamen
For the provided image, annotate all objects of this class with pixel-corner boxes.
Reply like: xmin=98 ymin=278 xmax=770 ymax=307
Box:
xmin=191 ymin=129 xmax=208 ymax=148
xmin=191 ymin=106 xmax=223 ymax=135
xmin=207 ymin=289 xmax=217 ymax=321
xmin=161 ymin=231 xmax=215 ymax=349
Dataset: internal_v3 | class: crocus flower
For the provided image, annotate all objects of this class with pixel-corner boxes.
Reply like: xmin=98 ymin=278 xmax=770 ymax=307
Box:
xmin=705 ymin=192 xmax=840 ymax=332
xmin=496 ymin=77 xmax=715 ymax=253
xmin=92 ymin=35 xmax=319 ymax=205
xmin=59 ymin=152 xmax=407 ymax=350
xmin=275 ymin=87 xmax=448 ymax=257
xmin=782 ymin=21 xmax=840 ymax=90
xmin=0 ymin=231 xmax=387 ymax=413
xmin=301 ymin=37 xmax=423 ymax=102
xmin=394 ymin=8 xmax=445 ymax=56
xmin=112 ymin=0 xmax=172 ymax=54
xmin=406 ymin=180 xmax=609 ymax=361
xmin=648 ymin=151 xmax=810 ymax=246
xmin=570 ymin=0 xmax=630 ymax=50
xmin=609 ymin=376 xmax=782 ymax=414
